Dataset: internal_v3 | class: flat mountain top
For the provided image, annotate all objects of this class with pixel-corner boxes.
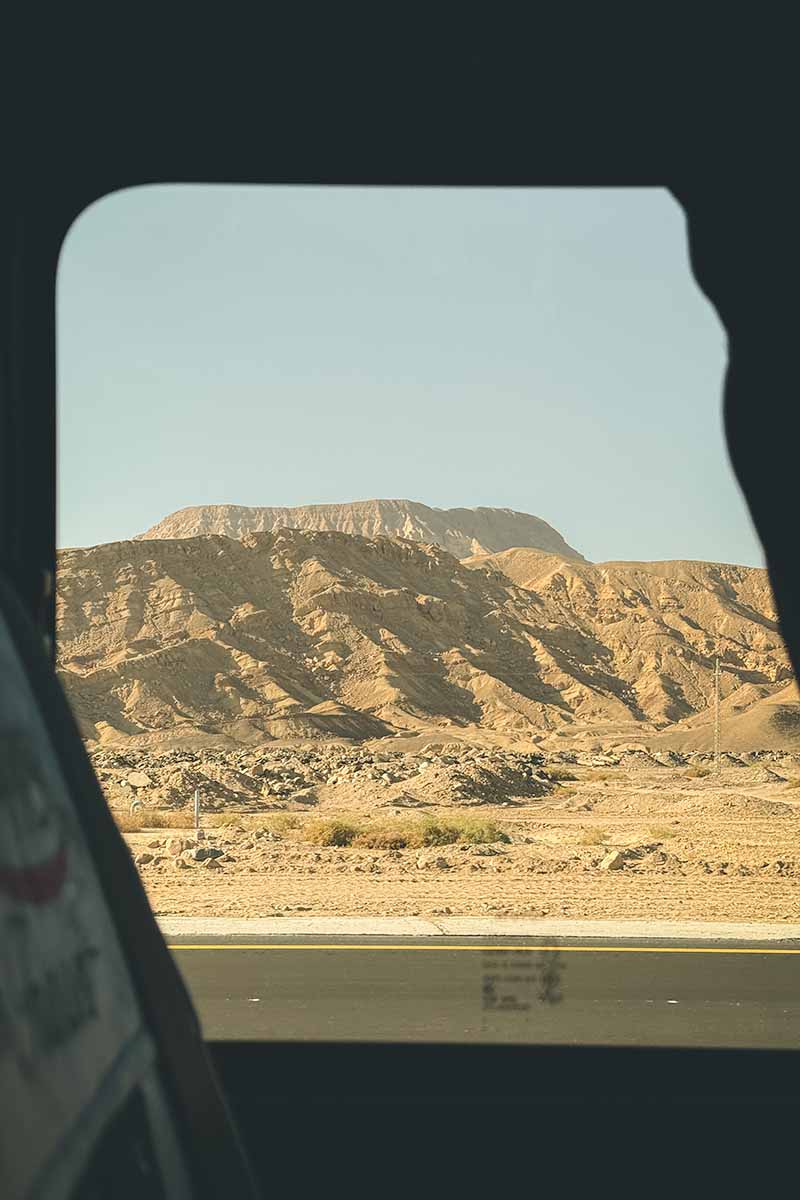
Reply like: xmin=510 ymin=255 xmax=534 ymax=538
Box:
xmin=137 ymin=498 xmax=587 ymax=561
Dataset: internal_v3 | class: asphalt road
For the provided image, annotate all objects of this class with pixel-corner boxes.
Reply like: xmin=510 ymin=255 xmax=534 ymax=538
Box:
xmin=169 ymin=935 xmax=800 ymax=1048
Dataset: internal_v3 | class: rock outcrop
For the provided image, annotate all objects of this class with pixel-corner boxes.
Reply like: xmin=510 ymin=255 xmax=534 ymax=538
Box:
xmin=136 ymin=499 xmax=586 ymax=561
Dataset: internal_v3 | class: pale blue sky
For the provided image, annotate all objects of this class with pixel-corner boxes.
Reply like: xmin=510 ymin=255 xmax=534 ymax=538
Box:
xmin=57 ymin=186 xmax=763 ymax=566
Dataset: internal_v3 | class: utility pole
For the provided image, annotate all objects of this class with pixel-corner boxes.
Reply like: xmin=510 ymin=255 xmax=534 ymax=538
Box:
xmin=713 ymin=656 xmax=721 ymax=774
xmin=194 ymin=787 xmax=202 ymax=838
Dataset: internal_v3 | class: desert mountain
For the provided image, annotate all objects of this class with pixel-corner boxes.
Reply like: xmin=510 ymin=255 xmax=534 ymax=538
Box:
xmin=137 ymin=499 xmax=586 ymax=561
xmin=56 ymin=528 xmax=794 ymax=750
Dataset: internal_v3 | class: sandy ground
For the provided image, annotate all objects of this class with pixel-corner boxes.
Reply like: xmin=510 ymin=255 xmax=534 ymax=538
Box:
xmin=122 ymin=762 xmax=800 ymax=922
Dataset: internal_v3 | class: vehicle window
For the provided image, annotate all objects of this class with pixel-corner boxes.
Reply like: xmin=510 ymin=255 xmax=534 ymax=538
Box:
xmin=56 ymin=186 xmax=800 ymax=1048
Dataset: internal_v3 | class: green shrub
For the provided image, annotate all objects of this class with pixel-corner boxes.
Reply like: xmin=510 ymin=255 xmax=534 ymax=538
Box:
xmin=456 ymin=820 xmax=511 ymax=845
xmin=417 ymin=820 xmax=460 ymax=846
xmin=417 ymin=817 xmax=510 ymax=846
xmin=283 ymin=810 xmax=515 ymax=850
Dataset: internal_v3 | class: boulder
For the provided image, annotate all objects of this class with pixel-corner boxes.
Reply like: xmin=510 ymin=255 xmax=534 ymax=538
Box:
xmin=126 ymin=771 xmax=154 ymax=789
xmin=190 ymin=845 xmax=224 ymax=861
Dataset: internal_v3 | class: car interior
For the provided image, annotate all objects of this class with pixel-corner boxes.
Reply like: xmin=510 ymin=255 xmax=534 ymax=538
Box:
xmin=2 ymin=38 xmax=798 ymax=1195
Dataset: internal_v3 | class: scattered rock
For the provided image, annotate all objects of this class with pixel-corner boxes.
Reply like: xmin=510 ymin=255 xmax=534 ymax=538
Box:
xmin=165 ymin=837 xmax=195 ymax=856
xmin=416 ymin=854 xmax=450 ymax=870
xmin=126 ymin=771 xmax=154 ymax=789
xmin=599 ymin=850 xmax=625 ymax=871
xmin=383 ymin=791 xmax=431 ymax=809
xmin=190 ymin=846 xmax=225 ymax=861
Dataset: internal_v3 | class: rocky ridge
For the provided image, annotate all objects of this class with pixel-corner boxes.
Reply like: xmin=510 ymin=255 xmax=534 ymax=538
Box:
xmin=94 ymin=741 xmax=797 ymax=815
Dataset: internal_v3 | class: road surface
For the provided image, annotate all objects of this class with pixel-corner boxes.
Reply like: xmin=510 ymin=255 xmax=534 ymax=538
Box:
xmin=168 ymin=931 xmax=800 ymax=1048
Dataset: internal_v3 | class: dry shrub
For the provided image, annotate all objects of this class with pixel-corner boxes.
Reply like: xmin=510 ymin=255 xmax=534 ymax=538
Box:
xmin=205 ymin=812 xmax=303 ymax=834
xmin=307 ymin=815 xmax=511 ymax=850
xmin=265 ymin=813 xmax=302 ymax=834
xmin=353 ymin=827 xmax=410 ymax=850
xmin=305 ymin=819 xmax=363 ymax=847
xmin=114 ymin=810 xmax=143 ymax=833
xmin=430 ymin=818 xmax=510 ymax=846
xmin=206 ymin=813 xmax=245 ymax=831
xmin=545 ymin=766 xmax=578 ymax=782
xmin=114 ymin=807 xmax=194 ymax=832
xmin=648 ymin=825 xmax=677 ymax=840
xmin=685 ymin=765 xmax=711 ymax=779
xmin=579 ymin=828 xmax=609 ymax=845
xmin=154 ymin=809 xmax=195 ymax=829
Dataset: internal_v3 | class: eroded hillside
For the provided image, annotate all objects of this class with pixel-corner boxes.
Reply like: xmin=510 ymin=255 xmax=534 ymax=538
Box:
xmin=57 ymin=529 xmax=792 ymax=749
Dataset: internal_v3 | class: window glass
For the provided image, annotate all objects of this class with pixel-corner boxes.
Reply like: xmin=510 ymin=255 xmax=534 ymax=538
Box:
xmin=57 ymin=187 xmax=800 ymax=1048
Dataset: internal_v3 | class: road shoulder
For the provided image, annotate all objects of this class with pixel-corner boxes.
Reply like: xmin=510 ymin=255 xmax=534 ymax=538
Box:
xmin=158 ymin=915 xmax=800 ymax=941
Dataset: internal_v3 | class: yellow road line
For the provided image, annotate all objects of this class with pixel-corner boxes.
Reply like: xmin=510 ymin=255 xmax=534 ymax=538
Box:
xmin=168 ymin=944 xmax=800 ymax=954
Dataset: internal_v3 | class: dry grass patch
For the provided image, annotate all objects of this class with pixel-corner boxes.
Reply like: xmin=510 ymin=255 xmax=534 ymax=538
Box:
xmin=205 ymin=812 xmax=303 ymax=834
xmin=305 ymin=819 xmax=363 ymax=847
xmin=544 ymin=766 xmax=578 ymax=782
xmin=352 ymin=826 xmax=411 ymax=850
xmin=418 ymin=817 xmax=511 ymax=847
xmin=114 ymin=808 xmax=195 ymax=833
xmin=123 ymin=806 xmax=514 ymax=850
xmin=264 ymin=813 xmax=303 ymax=834
xmin=579 ymin=828 xmax=610 ymax=846
xmin=303 ymin=815 xmax=511 ymax=850
xmin=685 ymin=765 xmax=712 ymax=779
xmin=648 ymin=824 xmax=677 ymax=840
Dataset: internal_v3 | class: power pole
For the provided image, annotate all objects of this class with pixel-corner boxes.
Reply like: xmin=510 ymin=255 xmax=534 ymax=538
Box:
xmin=713 ymin=656 xmax=721 ymax=774
xmin=194 ymin=787 xmax=202 ymax=838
